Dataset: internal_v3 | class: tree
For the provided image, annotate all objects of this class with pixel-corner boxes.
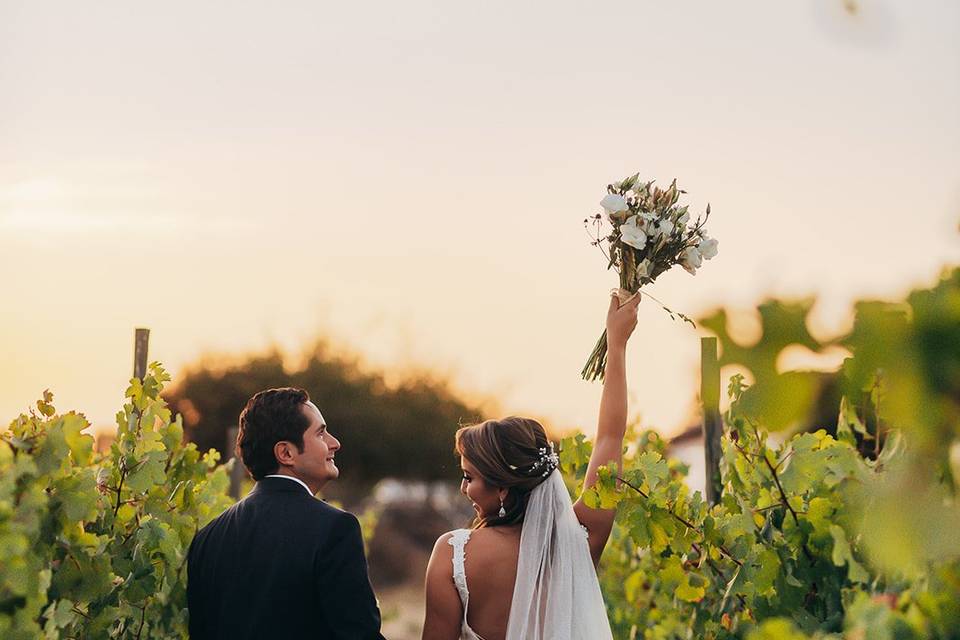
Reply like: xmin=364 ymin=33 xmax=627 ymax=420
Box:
xmin=163 ymin=340 xmax=488 ymax=489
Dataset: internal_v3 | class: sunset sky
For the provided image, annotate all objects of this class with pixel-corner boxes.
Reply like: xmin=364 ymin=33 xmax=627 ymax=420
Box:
xmin=2 ymin=0 xmax=958 ymax=438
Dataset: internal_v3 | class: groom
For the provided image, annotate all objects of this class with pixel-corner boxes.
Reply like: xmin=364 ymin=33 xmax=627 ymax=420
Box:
xmin=187 ymin=387 xmax=385 ymax=639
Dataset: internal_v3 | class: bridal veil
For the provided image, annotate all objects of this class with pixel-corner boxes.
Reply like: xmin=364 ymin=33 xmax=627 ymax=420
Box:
xmin=505 ymin=470 xmax=614 ymax=640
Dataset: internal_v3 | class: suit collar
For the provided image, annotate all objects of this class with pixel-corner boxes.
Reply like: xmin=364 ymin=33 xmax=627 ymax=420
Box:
xmin=253 ymin=476 xmax=315 ymax=496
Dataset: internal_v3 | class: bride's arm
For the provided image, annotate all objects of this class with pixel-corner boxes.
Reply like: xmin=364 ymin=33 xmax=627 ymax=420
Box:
xmin=422 ymin=533 xmax=463 ymax=640
xmin=573 ymin=292 xmax=639 ymax=566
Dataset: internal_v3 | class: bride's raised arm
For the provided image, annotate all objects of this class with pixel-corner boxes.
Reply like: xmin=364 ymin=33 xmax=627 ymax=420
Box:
xmin=573 ymin=291 xmax=639 ymax=566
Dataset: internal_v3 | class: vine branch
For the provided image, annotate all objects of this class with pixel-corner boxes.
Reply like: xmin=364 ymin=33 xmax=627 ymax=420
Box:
xmin=617 ymin=476 xmax=743 ymax=567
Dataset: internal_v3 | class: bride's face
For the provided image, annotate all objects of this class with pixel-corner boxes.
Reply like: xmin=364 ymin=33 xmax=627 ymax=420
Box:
xmin=460 ymin=456 xmax=501 ymax=519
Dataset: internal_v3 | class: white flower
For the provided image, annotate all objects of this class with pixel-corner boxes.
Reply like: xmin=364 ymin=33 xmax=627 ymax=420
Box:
xmin=619 ymin=216 xmax=647 ymax=250
xmin=600 ymin=194 xmax=629 ymax=216
xmin=658 ymin=219 xmax=675 ymax=237
xmin=638 ymin=210 xmax=657 ymax=225
xmin=680 ymin=246 xmax=703 ymax=275
xmin=636 ymin=258 xmax=653 ymax=281
xmin=698 ymin=236 xmax=719 ymax=260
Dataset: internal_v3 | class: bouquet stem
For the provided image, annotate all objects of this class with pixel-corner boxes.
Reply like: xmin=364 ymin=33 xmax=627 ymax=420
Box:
xmin=581 ymin=247 xmax=635 ymax=382
xmin=581 ymin=330 xmax=608 ymax=381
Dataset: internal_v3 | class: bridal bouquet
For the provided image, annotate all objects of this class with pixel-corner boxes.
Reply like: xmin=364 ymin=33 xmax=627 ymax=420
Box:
xmin=581 ymin=174 xmax=718 ymax=381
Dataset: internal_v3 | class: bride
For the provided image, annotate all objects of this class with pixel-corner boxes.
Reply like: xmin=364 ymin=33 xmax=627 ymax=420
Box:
xmin=422 ymin=292 xmax=640 ymax=640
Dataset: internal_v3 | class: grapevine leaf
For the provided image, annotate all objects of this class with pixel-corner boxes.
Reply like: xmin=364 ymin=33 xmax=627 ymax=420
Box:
xmin=637 ymin=451 xmax=669 ymax=490
xmin=558 ymin=434 xmax=592 ymax=477
xmin=33 ymin=420 xmax=71 ymax=475
xmin=752 ymin=545 xmax=780 ymax=596
xmin=54 ymin=469 xmax=98 ymax=522
xmin=124 ymin=452 xmax=167 ymax=493
xmin=838 ymin=396 xmax=870 ymax=443
xmin=829 ymin=525 xmax=869 ymax=583
xmin=46 ymin=598 xmax=76 ymax=629
xmin=624 ymin=569 xmax=645 ymax=602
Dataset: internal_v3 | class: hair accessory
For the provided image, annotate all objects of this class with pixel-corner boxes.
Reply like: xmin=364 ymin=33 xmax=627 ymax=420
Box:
xmin=498 ymin=497 xmax=506 ymax=518
xmin=528 ymin=443 xmax=560 ymax=478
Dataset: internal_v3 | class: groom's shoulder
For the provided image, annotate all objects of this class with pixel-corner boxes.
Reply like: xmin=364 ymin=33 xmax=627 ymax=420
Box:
xmin=196 ymin=489 xmax=351 ymax=537
xmin=294 ymin=501 xmax=368 ymax=549
xmin=305 ymin=497 xmax=352 ymax=521
xmin=259 ymin=488 xmax=353 ymax=521
xmin=285 ymin=495 xmax=360 ymax=530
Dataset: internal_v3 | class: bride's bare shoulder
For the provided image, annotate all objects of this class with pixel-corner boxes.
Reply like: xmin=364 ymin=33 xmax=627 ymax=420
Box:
xmin=425 ymin=532 xmax=457 ymax=585
xmin=429 ymin=531 xmax=457 ymax=558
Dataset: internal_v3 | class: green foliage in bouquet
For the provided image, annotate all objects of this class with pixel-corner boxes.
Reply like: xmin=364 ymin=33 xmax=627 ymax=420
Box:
xmin=0 ymin=363 xmax=233 ymax=639
xmin=560 ymin=268 xmax=960 ymax=639
xmin=582 ymin=174 xmax=717 ymax=381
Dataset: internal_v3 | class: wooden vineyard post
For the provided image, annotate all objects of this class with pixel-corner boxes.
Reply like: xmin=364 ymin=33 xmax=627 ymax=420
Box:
xmin=133 ymin=328 xmax=150 ymax=381
xmin=701 ymin=337 xmax=723 ymax=505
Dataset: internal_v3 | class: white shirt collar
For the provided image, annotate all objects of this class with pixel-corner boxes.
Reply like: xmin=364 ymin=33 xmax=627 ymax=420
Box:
xmin=264 ymin=474 xmax=313 ymax=495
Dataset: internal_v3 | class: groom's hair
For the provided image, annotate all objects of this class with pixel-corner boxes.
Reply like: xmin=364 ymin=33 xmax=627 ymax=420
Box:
xmin=236 ymin=387 xmax=311 ymax=480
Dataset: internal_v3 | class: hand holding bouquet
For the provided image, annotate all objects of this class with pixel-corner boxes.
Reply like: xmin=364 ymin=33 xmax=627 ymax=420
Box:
xmin=581 ymin=174 xmax=718 ymax=381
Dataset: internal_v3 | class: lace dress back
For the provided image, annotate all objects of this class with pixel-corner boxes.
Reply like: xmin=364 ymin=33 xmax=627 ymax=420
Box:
xmin=448 ymin=529 xmax=486 ymax=640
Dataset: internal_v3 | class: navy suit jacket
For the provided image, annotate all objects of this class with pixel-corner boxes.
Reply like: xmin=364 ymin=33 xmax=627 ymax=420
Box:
xmin=187 ymin=477 xmax=385 ymax=639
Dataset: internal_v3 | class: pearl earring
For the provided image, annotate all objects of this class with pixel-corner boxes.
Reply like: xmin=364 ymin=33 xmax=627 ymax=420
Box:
xmin=498 ymin=496 xmax=506 ymax=518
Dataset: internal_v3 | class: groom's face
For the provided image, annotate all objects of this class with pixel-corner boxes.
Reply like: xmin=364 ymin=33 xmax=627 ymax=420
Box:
xmin=288 ymin=401 xmax=341 ymax=490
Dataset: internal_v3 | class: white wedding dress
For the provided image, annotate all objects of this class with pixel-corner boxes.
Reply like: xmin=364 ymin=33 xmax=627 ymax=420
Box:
xmin=448 ymin=529 xmax=485 ymax=640
xmin=448 ymin=470 xmax=614 ymax=640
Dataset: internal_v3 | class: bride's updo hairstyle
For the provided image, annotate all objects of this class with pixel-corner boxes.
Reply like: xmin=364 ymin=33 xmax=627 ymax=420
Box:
xmin=455 ymin=416 xmax=557 ymax=528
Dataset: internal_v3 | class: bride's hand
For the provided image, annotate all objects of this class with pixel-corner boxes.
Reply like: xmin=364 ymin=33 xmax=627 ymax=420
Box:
xmin=606 ymin=289 xmax=640 ymax=349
